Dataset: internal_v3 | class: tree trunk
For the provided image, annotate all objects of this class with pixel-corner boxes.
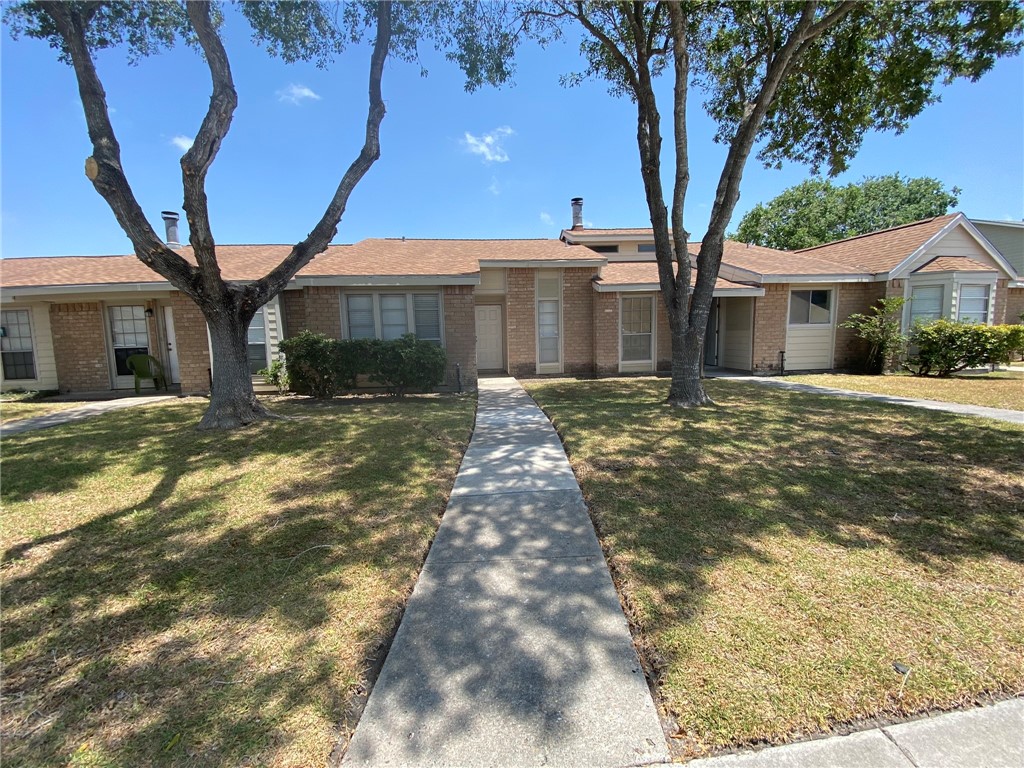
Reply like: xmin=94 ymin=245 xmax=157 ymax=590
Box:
xmin=197 ymin=310 xmax=273 ymax=430
xmin=667 ymin=325 xmax=713 ymax=407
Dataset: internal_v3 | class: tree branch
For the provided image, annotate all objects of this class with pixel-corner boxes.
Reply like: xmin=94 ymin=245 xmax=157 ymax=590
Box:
xmin=666 ymin=2 xmax=690 ymax=313
xmin=558 ymin=0 xmax=641 ymax=94
xmin=41 ymin=3 xmax=199 ymax=292
xmin=181 ymin=0 xmax=239 ymax=290
xmin=250 ymin=0 xmax=393 ymax=308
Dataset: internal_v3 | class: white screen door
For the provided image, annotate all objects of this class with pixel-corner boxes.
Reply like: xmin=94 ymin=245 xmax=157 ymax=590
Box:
xmin=109 ymin=305 xmax=150 ymax=389
xmin=475 ymin=305 xmax=503 ymax=370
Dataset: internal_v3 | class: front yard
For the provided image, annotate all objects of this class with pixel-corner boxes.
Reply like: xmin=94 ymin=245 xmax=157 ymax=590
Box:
xmin=0 ymin=395 xmax=475 ymax=767
xmin=1 ymin=392 xmax=86 ymax=426
xmin=524 ymin=378 xmax=1024 ymax=758
xmin=784 ymin=370 xmax=1024 ymax=411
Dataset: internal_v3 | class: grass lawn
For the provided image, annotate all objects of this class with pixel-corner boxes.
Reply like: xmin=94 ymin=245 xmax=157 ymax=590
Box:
xmin=784 ymin=371 xmax=1024 ymax=411
xmin=1 ymin=393 xmax=86 ymax=426
xmin=523 ymin=378 xmax=1024 ymax=758
xmin=0 ymin=394 xmax=475 ymax=767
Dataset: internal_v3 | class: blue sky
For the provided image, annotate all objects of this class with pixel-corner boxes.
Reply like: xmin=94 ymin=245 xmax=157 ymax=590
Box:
xmin=2 ymin=9 xmax=1022 ymax=258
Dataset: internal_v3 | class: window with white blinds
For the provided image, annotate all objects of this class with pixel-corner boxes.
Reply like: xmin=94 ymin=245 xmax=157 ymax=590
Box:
xmin=536 ymin=271 xmax=561 ymax=366
xmin=957 ymin=285 xmax=990 ymax=324
xmin=909 ymin=285 xmax=943 ymax=325
xmin=344 ymin=293 xmax=442 ymax=343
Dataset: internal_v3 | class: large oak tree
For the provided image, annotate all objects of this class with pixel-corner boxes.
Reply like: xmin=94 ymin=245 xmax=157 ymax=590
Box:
xmin=5 ymin=1 xmax=513 ymax=429
xmin=513 ymin=1 xmax=1022 ymax=406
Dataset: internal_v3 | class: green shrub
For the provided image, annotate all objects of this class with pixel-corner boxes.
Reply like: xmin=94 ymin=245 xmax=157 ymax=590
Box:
xmin=840 ymin=297 xmax=906 ymax=374
xmin=257 ymin=359 xmax=289 ymax=394
xmin=982 ymin=324 xmax=1024 ymax=366
xmin=370 ymin=334 xmax=447 ymax=396
xmin=278 ymin=331 xmax=346 ymax=398
xmin=904 ymin=320 xmax=993 ymax=377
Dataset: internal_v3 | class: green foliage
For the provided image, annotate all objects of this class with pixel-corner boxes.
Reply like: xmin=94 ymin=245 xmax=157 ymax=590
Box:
xmin=735 ymin=175 xmax=960 ymax=250
xmin=840 ymin=297 xmax=907 ymax=374
xmin=905 ymin=320 xmax=992 ymax=377
xmin=256 ymin=359 xmax=289 ymax=394
xmin=278 ymin=331 xmax=446 ymax=398
xmin=370 ymin=334 xmax=448 ymax=397
xmin=984 ymin=324 xmax=1024 ymax=366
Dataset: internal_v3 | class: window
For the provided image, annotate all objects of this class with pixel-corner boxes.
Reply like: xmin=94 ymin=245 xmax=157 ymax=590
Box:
xmin=957 ymin=285 xmax=990 ymax=324
xmin=109 ymin=305 xmax=149 ymax=376
xmin=537 ymin=271 xmax=561 ymax=366
xmin=621 ymin=297 xmax=653 ymax=362
xmin=1 ymin=310 xmax=35 ymax=380
xmin=789 ymin=290 xmax=832 ymax=324
xmin=637 ymin=244 xmax=656 ymax=254
xmin=589 ymin=245 xmax=619 ymax=254
xmin=380 ymin=295 xmax=408 ymax=340
xmin=344 ymin=293 xmax=442 ymax=343
xmin=248 ymin=306 xmax=268 ymax=375
xmin=909 ymin=285 xmax=943 ymax=325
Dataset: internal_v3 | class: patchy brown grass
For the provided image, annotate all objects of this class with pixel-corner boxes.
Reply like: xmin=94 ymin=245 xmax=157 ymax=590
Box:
xmin=785 ymin=371 xmax=1024 ymax=411
xmin=0 ymin=394 xmax=85 ymax=426
xmin=524 ymin=378 xmax=1024 ymax=759
xmin=0 ymin=394 xmax=475 ymax=767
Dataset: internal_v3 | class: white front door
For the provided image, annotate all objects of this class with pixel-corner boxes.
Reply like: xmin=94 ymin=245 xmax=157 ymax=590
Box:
xmin=163 ymin=306 xmax=181 ymax=384
xmin=475 ymin=305 xmax=503 ymax=371
xmin=108 ymin=305 xmax=151 ymax=389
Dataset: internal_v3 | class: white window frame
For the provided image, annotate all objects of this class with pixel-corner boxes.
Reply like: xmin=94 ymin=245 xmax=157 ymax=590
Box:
xmin=0 ymin=308 xmax=37 ymax=382
xmin=341 ymin=291 xmax=445 ymax=345
xmin=956 ymin=284 xmax=991 ymax=324
xmin=786 ymin=288 xmax=834 ymax=327
xmin=908 ymin=283 xmax=945 ymax=326
xmin=247 ymin=305 xmax=271 ymax=375
xmin=535 ymin=270 xmax=562 ymax=374
xmin=619 ymin=294 xmax=656 ymax=372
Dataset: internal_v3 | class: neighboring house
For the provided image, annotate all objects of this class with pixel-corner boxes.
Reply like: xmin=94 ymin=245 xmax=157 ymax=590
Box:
xmin=971 ymin=218 xmax=1024 ymax=323
xmin=1 ymin=205 xmax=1020 ymax=394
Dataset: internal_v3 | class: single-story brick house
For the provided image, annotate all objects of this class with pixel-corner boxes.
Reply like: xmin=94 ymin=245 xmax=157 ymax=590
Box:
xmin=0 ymin=203 xmax=1020 ymax=394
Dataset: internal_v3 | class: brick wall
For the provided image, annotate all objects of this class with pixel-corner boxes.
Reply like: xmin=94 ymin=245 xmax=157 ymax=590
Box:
xmin=281 ymin=290 xmax=307 ymax=336
xmin=751 ymin=284 xmax=788 ymax=373
xmin=50 ymin=302 xmax=109 ymax=392
xmin=885 ymin=279 xmax=905 ymax=301
xmin=593 ymin=291 xmax=619 ymax=375
xmin=302 ymin=287 xmax=342 ymax=338
xmin=168 ymin=292 xmax=212 ymax=394
xmin=443 ymin=285 xmax=477 ymax=390
xmin=833 ymin=282 xmax=886 ymax=370
xmin=562 ymin=267 xmax=596 ymax=375
xmin=993 ymin=279 xmax=1009 ymax=324
xmin=506 ymin=268 xmax=536 ymax=377
xmin=1006 ymin=286 xmax=1024 ymax=325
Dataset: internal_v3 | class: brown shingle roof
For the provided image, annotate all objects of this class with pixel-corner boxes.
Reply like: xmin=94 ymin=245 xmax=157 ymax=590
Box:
xmin=701 ymin=241 xmax=858 ymax=277
xmin=796 ymin=214 xmax=960 ymax=273
xmin=596 ymin=261 xmax=758 ymax=291
xmin=0 ymin=239 xmax=593 ymax=288
xmin=913 ymin=256 xmax=997 ymax=274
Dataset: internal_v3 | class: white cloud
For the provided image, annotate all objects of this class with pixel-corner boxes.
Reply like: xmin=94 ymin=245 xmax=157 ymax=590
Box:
xmin=488 ymin=177 xmax=501 ymax=196
xmin=539 ymin=212 xmax=554 ymax=226
xmin=170 ymin=135 xmax=194 ymax=152
xmin=277 ymin=83 xmax=322 ymax=105
xmin=462 ymin=126 xmax=514 ymax=163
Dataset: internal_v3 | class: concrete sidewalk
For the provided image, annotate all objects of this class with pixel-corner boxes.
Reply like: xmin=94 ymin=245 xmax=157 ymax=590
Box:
xmin=718 ymin=376 xmax=1023 ymax=425
xmin=688 ymin=698 xmax=1023 ymax=768
xmin=1 ymin=394 xmax=178 ymax=436
xmin=342 ymin=377 xmax=668 ymax=767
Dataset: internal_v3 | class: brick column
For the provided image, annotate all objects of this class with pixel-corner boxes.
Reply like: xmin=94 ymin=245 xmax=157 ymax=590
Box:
xmin=1005 ymin=287 xmax=1024 ymax=325
xmin=506 ymin=268 xmax=536 ymax=377
xmin=50 ymin=302 xmax=109 ymax=392
xmin=281 ymin=290 xmax=307 ymax=336
xmin=303 ymin=287 xmax=342 ymax=338
xmin=443 ymin=285 xmax=477 ymax=391
xmin=751 ymin=284 xmax=788 ymax=374
xmin=562 ymin=267 xmax=596 ymax=375
xmin=593 ymin=291 xmax=619 ymax=376
xmin=993 ymin=279 xmax=1009 ymax=324
xmin=168 ymin=292 xmax=211 ymax=394
xmin=833 ymin=282 xmax=886 ymax=370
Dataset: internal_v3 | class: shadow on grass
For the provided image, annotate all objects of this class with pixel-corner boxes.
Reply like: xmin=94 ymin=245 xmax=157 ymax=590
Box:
xmin=525 ymin=378 xmax=1024 ymax=748
xmin=0 ymin=396 xmax=474 ymax=767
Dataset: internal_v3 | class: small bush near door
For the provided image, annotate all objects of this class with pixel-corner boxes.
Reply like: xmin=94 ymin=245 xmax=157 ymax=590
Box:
xmin=278 ymin=331 xmax=447 ymax=397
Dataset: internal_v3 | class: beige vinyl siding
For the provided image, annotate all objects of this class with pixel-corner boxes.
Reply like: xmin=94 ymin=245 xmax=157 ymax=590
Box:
xmin=0 ymin=303 xmax=58 ymax=392
xmin=722 ymin=297 xmax=753 ymax=370
xmin=478 ymin=268 xmax=507 ymax=294
xmin=785 ymin=326 xmax=833 ymax=370
xmin=918 ymin=226 xmax=1004 ymax=270
xmin=264 ymin=295 xmax=282 ymax=364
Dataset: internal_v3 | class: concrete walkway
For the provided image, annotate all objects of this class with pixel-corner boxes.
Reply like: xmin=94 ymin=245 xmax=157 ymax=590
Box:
xmin=343 ymin=377 xmax=668 ymax=767
xmin=688 ymin=698 xmax=1023 ymax=768
xmin=1 ymin=395 xmax=178 ymax=436
xmin=718 ymin=376 xmax=1023 ymax=425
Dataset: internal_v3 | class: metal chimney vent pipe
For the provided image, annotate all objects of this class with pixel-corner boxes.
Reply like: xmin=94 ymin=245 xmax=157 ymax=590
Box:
xmin=161 ymin=210 xmax=180 ymax=247
xmin=570 ymin=197 xmax=584 ymax=230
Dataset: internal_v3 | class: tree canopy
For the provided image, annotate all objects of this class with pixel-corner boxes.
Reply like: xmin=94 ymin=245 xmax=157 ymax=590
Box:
xmin=734 ymin=174 xmax=962 ymax=250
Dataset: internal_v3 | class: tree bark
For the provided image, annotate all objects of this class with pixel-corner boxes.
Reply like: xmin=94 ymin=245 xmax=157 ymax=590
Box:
xmin=668 ymin=326 xmax=711 ymax=406
xmin=199 ymin=304 xmax=272 ymax=430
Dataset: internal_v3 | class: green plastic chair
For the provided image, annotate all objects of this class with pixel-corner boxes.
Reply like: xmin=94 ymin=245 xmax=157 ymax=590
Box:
xmin=126 ymin=353 xmax=168 ymax=394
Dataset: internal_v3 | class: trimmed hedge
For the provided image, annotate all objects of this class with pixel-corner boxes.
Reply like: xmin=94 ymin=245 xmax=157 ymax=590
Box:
xmin=277 ymin=331 xmax=447 ymax=397
xmin=904 ymin=320 xmax=1024 ymax=377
